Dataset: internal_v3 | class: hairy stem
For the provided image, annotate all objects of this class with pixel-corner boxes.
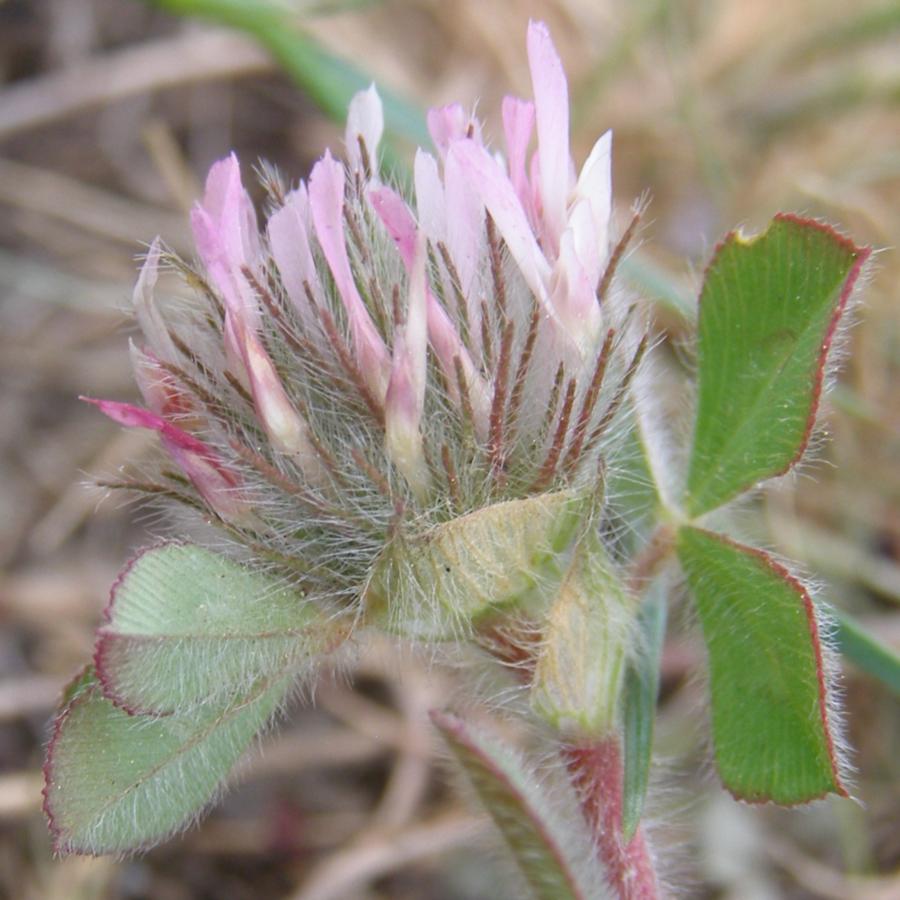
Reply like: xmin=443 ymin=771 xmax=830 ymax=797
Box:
xmin=563 ymin=736 xmax=659 ymax=900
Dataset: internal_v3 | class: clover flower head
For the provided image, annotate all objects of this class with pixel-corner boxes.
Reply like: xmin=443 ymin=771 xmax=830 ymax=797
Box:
xmin=88 ymin=19 xmax=645 ymax=632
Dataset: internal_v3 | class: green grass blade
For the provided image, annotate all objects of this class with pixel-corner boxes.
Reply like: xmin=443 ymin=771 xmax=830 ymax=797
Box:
xmin=685 ymin=215 xmax=869 ymax=516
xmin=621 ymin=578 xmax=667 ymax=840
xmin=143 ymin=0 xmax=428 ymax=151
xmin=833 ymin=608 xmax=900 ymax=696
xmin=619 ymin=254 xmax=696 ymax=323
xmin=677 ymin=526 xmax=847 ymax=804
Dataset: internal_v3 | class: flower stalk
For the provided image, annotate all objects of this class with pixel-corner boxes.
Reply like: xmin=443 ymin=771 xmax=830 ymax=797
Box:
xmin=564 ymin=738 xmax=659 ymax=900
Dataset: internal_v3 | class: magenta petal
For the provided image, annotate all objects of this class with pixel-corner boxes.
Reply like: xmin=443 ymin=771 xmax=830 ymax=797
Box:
xmin=160 ymin=438 xmax=248 ymax=521
xmin=368 ymin=185 xmax=417 ymax=268
xmin=82 ymin=396 xmax=169 ymax=433
xmin=527 ymin=20 xmax=571 ymax=251
xmin=82 ymin=397 xmax=210 ymax=458
xmin=83 ymin=397 xmax=254 ymax=523
xmin=309 ymin=151 xmax=390 ymax=401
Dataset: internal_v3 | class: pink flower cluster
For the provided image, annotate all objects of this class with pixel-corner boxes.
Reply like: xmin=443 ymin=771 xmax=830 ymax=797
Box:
xmin=86 ymin=21 xmax=627 ymax=525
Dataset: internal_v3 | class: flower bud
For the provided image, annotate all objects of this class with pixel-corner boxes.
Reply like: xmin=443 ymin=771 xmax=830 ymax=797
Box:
xmin=385 ymin=232 xmax=429 ymax=498
xmin=531 ymin=532 xmax=634 ymax=737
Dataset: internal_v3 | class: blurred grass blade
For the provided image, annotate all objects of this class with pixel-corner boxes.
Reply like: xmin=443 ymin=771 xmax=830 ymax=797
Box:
xmin=619 ymin=254 xmax=695 ymax=323
xmin=793 ymin=5 xmax=900 ymax=62
xmin=143 ymin=0 xmax=429 ymax=151
xmin=621 ymin=577 xmax=667 ymax=840
xmin=431 ymin=710 xmax=607 ymax=900
xmin=833 ymin=609 xmax=900 ymax=696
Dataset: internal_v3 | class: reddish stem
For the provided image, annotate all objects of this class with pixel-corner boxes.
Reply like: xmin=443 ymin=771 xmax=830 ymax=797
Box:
xmin=563 ymin=737 xmax=659 ymax=900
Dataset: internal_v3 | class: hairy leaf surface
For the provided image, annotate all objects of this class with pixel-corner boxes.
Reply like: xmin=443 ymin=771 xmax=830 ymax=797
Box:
xmin=686 ymin=215 xmax=869 ymax=515
xmin=44 ymin=669 xmax=288 ymax=855
xmin=677 ymin=526 xmax=846 ymax=803
xmin=431 ymin=710 xmax=608 ymax=900
xmin=95 ymin=543 xmax=344 ymax=714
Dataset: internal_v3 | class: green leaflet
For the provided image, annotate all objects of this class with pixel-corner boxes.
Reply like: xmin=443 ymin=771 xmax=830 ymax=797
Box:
xmin=364 ymin=491 xmax=587 ymax=639
xmin=621 ymin=578 xmax=667 ymax=840
xmin=95 ymin=543 xmax=345 ymax=715
xmin=677 ymin=526 xmax=846 ymax=803
xmin=431 ymin=711 xmax=608 ymax=900
xmin=44 ymin=669 xmax=289 ymax=855
xmin=686 ymin=215 xmax=869 ymax=516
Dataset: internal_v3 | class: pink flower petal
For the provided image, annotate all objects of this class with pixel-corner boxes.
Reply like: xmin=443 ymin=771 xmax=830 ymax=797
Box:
xmin=345 ymin=84 xmax=384 ymax=174
xmin=368 ymin=182 xmax=489 ymax=438
xmin=228 ymin=314 xmax=326 ymax=482
xmin=368 ymin=185 xmax=417 ymax=268
xmin=443 ymin=142 xmax=486 ymax=344
xmin=196 ymin=153 xmax=262 ymax=267
xmin=190 ymin=154 xmax=262 ymax=360
xmin=574 ymin=129 xmax=613 ymax=269
xmin=129 ymin=342 xmax=198 ymax=423
xmin=448 ymin=139 xmax=551 ymax=308
xmin=551 ymin=225 xmax=602 ymax=353
xmin=567 ymin=198 xmax=602 ymax=296
xmin=414 ymin=149 xmax=445 ymax=243
xmin=267 ymin=184 xmax=322 ymax=324
xmin=501 ymin=96 xmax=536 ymax=226
xmin=132 ymin=239 xmax=178 ymax=362
xmin=527 ymin=20 xmax=571 ymax=252
xmin=309 ymin=151 xmax=390 ymax=401
xmin=427 ymin=104 xmax=468 ymax=159
xmin=83 ymin=396 xmax=169 ymax=433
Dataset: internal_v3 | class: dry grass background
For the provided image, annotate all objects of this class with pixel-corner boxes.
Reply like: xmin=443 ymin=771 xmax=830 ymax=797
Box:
xmin=1 ymin=0 xmax=899 ymax=897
